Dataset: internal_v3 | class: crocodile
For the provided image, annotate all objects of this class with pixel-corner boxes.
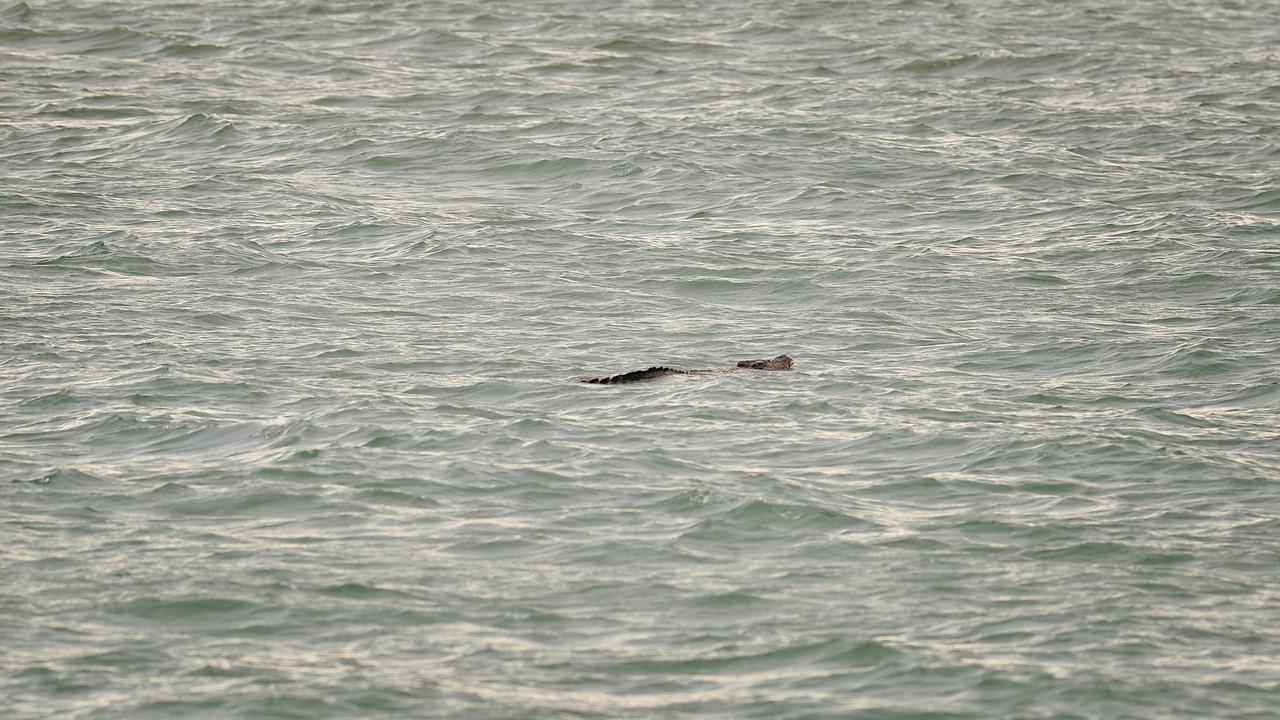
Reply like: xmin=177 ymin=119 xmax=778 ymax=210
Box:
xmin=580 ymin=354 xmax=794 ymax=384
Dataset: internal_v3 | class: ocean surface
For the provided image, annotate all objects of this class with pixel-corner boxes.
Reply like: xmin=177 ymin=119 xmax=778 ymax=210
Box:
xmin=4 ymin=0 xmax=1280 ymax=717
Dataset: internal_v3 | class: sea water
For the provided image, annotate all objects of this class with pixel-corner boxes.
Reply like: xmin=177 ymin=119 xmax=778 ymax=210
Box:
xmin=3 ymin=0 xmax=1279 ymax=717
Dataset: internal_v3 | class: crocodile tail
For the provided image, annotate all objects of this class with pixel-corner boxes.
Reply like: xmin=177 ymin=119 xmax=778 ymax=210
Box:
xmin=581 ymin=366 xmax=683 ymax=384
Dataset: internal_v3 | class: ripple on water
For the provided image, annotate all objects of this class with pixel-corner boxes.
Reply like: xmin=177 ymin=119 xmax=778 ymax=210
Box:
xmin=5 ymin=0 xmax=1280 ymax=718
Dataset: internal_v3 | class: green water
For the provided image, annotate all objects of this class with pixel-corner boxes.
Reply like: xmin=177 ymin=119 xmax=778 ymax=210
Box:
xmin=4 ymin=0 xmax=1280 ymax=717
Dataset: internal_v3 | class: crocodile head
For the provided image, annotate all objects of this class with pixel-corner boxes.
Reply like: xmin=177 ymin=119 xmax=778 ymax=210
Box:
xmin=736 ymin=354 xmax=794 ymax=370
